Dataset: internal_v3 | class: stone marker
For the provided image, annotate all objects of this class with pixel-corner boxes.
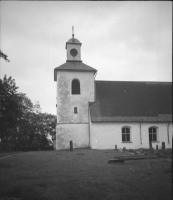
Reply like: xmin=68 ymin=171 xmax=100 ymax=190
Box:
xmin=117 ymin=155 xmax=159 ymax=160
xmin=108 ymin=159 xmax=124 ymax=164
xmin=149 ymin=140 xmax=153 ymax=155
xmin=70 ymin=141 xmax=73 ymax=151
xmin=162 ymin=142 xmax=165 ymax=149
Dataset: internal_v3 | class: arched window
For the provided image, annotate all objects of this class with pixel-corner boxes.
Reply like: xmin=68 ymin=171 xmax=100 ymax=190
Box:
xmin=72 ymin=79 xmax=80 ymax=94
xmin=149 ymin=127 xmax=158 ymax=141
xmin=122 ymin=126 xmax=131 ymax=142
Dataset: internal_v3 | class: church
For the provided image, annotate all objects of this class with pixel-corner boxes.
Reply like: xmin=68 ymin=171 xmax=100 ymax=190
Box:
xmin=53 ymin=33 xmax=172 ymax=150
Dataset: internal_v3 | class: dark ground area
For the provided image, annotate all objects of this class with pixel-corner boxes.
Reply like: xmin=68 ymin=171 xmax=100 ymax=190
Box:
xmin=0 ymin=149 xmax=172 ymax=200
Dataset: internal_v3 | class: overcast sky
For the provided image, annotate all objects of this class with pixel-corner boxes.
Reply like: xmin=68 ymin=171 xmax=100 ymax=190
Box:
xmin=0 ymin=1 xmax=172 ymax=115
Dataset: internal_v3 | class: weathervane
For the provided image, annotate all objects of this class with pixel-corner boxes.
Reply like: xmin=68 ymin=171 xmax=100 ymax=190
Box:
xmin=72 ymin=26 xmax=74 ymax=38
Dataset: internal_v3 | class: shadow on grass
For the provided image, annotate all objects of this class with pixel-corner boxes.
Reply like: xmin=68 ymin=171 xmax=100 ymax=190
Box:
xmin=0 ymin=184 xmax=48 ymax=200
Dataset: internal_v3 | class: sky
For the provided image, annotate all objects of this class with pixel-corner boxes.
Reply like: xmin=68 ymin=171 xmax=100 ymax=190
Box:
xmin=0 ymin=1 xmax=172 ymax=115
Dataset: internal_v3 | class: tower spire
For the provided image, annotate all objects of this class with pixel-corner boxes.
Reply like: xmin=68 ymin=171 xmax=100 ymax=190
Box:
xmin=72 ymin=26 xmax=74 ymax=38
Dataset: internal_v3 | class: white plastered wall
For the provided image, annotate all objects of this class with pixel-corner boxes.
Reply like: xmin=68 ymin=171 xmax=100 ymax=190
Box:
xmin=67 ymin=44 xmax=81 ymax=61
xmin=55 ymin=70 xmax=95 ymax=149
xmin=56 ymin=71 xmax=95 ymax=123
xmin=56 ymin=124 xmax=89 ymax=150
xmin=90 ymin=122 xmax=172 ymax=149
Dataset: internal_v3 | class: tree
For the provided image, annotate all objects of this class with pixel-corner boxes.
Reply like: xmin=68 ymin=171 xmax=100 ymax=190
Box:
xmin=24 ymin=112 xmax=56 ymax=147
xmin=0 ymin=75 xmax=56 ymax=150
xmin=0 ymin=50 xmax=10 ymax=62
xmin=0 ymin=75 xmax=20 ymax=142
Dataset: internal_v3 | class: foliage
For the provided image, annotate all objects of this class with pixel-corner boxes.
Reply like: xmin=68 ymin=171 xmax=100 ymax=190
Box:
xmin=155 ymin=148 xmax=172 ymax=163
xmin=0 ymin=75 xmax=56 ymax=150
xmin=0 ymin=75 xmax=20 ymax=141
xmin=0 ymin=50 xmax=10 ymax=62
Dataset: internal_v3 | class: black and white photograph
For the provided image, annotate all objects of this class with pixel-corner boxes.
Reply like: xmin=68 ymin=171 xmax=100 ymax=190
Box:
xmin=0 ymin=1 xmax=172 ymax=200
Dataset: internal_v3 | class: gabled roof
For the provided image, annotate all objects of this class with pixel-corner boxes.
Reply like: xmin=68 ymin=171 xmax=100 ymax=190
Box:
xmin=54 ymin=61 xmax=97 ymax=81
xmin=90 ymin=81 xmax=172 ymax=122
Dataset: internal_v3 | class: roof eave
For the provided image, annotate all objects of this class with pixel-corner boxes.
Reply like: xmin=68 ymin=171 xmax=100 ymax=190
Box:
xmin=91 ymin=118 xmax=172 ymax=123
xmin=54 ymin=68 xmax=97 ymax=82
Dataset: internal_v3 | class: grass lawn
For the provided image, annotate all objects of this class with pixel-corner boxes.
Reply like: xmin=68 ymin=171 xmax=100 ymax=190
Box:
xmin=0 ymin=149 xmax=172 ymax=200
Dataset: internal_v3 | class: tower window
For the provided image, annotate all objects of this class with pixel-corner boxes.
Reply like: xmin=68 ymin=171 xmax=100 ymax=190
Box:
xmin=72 ymin=79 xmax=80 ymax=94
xmin=74 ymin=107 xmax=78 ymax=114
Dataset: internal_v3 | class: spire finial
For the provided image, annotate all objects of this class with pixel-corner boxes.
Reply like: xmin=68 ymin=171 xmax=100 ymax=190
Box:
xmin=72 ymin=26 xmax=74 ymax=38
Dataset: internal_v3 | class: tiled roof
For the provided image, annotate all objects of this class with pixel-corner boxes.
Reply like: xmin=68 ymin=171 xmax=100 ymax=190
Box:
xmin=91 ymin=116 xmax=172 ymax=122
xmin=54 ymin=61 xmax=97 ymax=81
xmin=90 ymin=81 xmax=172 ymax=122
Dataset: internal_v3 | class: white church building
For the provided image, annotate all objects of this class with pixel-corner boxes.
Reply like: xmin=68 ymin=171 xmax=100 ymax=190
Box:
xmin=54 ymin=34 xmax=172 ymax=150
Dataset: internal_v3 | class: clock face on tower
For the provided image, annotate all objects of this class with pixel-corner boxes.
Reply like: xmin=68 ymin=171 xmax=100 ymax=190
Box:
xmin=70 ymin=48 xmax=78 ymax=57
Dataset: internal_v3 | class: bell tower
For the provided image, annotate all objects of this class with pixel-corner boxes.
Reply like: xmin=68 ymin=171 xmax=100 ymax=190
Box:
xmin=54 ymin=28 xmax=97 ymax=150
xmin=66 ymin=27 xmax=82 ymax=62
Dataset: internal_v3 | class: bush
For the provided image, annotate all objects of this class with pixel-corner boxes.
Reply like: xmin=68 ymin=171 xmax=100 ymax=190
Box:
xmin=0 ymin=143 xmax=8 ymax=151
xmin=0 ymin=143 xmax=16 ymax=151
xmin=41 ymin=146 xmax=54 ymax=151
xmin=31 ymin=140 xmax=39 ymax=148
xmin=0 ymin=142 xmax=54 ymax=152
xmin=155 ymin=149 xmax=172 ymax=160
